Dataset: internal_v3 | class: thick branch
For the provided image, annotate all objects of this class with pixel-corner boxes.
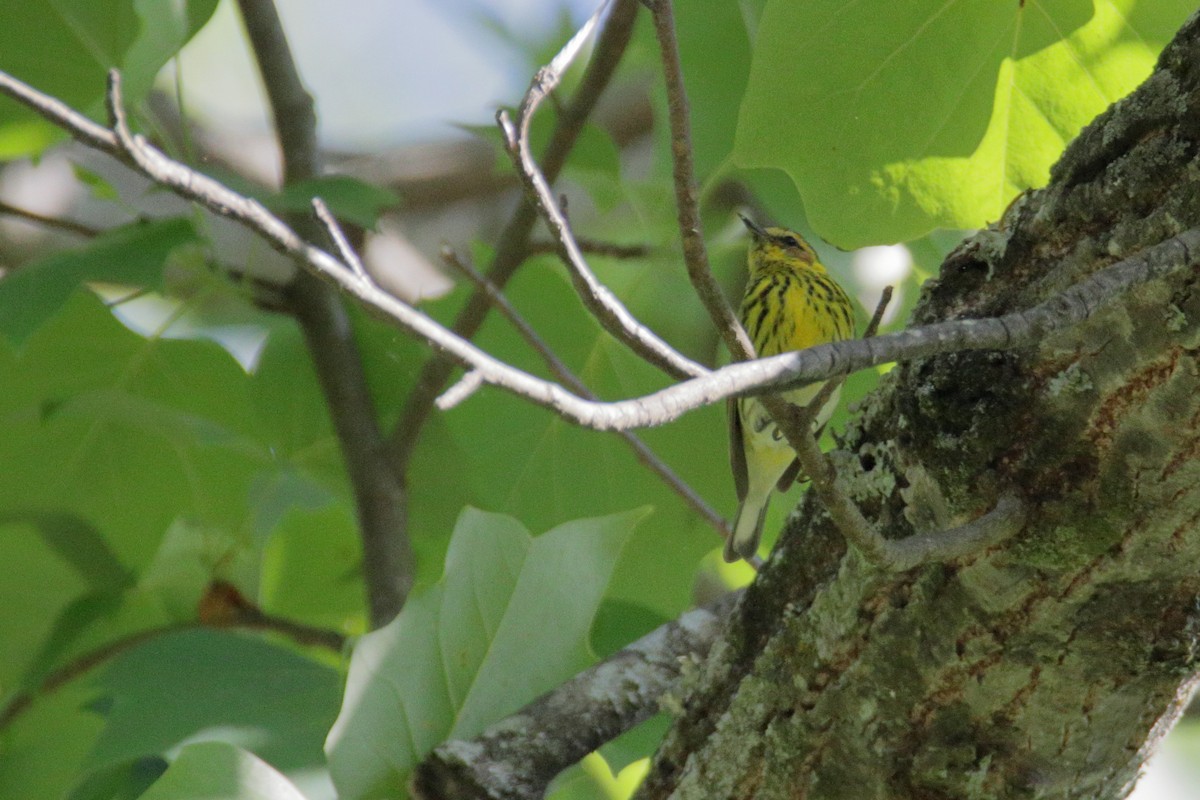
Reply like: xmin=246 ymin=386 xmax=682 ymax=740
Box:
xmin=412 ymin=592 xmax=740 ymax=800
xmin=640 ymin=14 xmax=1200 ymax=797
xmin=235 ymin=0 xmax=412 ymax=626
xmin=234 ymin=0 xmax=318 ymax=184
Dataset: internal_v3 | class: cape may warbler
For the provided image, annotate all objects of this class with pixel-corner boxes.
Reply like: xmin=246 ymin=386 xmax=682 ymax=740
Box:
xmin=726 ymin=215 xmax=854 ymax=563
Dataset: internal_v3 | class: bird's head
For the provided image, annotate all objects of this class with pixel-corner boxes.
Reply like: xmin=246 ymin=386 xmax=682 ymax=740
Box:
xmin=739 ymin=214 xmax=822 ymax=274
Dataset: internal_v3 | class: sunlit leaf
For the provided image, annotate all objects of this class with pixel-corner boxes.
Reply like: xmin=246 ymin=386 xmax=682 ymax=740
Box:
xmin=735 ymin=0 xmax=1195 ymax=246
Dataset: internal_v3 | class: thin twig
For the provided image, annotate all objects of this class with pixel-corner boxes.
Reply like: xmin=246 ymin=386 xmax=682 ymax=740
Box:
xmin=412 ymin=591 xmax=741 ymax=800
xmin=436 ymin=369 xmax=484 ymax=411
xmin=385 ymin=0 xmax=641 ymax=472
xmin=197 ymin=579 xmax=347 ymax=651
xmin=0 ymin=581 xmax=345 ymax=732
xmin=527 ymin=238 xmax=651 ymax=259
xmin=3 ymin=68 xmax=1194 ymax=434
xmin=234 ymin=0 xmax=413 ymax=627
xmin=864 ymin=286 xmax=894 ymax=339
xmin=441 ymin=248 xmax=579 ymax=387
xmin=443 ymin=247 xmax=730 ymax=537
xmin=0 ymin=200 xmax=103 ymax=238
xmin=497 ymin=2 xmax=705 ymax=382
xmin=312 ymin=197 xmax=368 ymax=281
xmin=646 ymin=0 xmax=753 ymax=360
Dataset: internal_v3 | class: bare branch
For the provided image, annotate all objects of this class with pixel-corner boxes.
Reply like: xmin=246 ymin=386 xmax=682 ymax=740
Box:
xmin=412 ymin=591 xmax=741 ymax=800
xmin=312 ymin=197 xmax=369 ymax=281
xmin=3 ymin=68 xmax=1194 ymax=436
xmin=386 ymin=0 xmax=641 ymax=471
xmin=0 ymin=200 xmax=102 ymax=238
xmin=884 ymin=494 xmax=1028 ymax=569
xmin=646 ymin=0 xmax=753 ymax=360
xmin=864 ymin=285 xmax=894 ymax=339
xmin=497 ymin=3 xmax=706 ymax=382
xmin=234 ymin=0 xmax=318 ymax=183
xmin=436 ymin=369 xmax=484 ymax=411
xmin=443 ymin=247 xmax=730 ymax=538
xmin=0 ymin=70 xmax=119 ymax=151
xmin=234 ymin=0 xmax=413 ymax=627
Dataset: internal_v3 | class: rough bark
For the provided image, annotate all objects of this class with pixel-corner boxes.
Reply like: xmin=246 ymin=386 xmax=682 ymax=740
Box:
xmin=638 ymin=13 xmax=1200 ymax=800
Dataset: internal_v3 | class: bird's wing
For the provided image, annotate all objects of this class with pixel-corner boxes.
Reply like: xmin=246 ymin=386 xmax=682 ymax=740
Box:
xmin=728 ymin=397 xmax=749 ymax=502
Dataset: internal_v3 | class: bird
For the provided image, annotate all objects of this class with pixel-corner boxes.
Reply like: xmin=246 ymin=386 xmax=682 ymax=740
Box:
xmin=725 ymin=214 xmax=855 ymax=563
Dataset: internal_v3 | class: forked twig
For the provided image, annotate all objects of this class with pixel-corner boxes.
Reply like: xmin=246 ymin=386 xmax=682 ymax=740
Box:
xmin=497 ymin=0 xmax=706 ymax=382
xmin=442 ymin=247 xmax=730 ymax=538
xmin=0 ymin=68 xmax=1192 ymax=438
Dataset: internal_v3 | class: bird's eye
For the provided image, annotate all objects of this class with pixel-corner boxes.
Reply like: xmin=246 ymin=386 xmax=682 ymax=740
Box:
xmin=781 ymin=235 xmax=799 ymax=247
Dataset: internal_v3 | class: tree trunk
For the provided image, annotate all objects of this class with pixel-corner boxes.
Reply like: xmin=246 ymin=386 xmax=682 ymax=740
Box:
xmin=638 ymin=13 xmax=1200 ymax=800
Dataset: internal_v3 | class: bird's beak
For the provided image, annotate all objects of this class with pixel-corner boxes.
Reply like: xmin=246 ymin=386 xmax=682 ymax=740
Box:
xmin=739 ymin=213 xmax=767 ymax=240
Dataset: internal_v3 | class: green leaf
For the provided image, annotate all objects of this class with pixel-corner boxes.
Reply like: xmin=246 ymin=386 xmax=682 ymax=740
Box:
xmin=0 ymin=2 xmax=137 ymax=119
xmin=0 ymin=1 xmax=218 ymax=157
xmin=265 ymin=176 xmax=401 ymax=229
xmin=430 ymin=265 xmax=728 ymax=618
xmin=326 ymin=506 xmax=645 ymax=800
xmin=123 ymin=0 xmax=221 ymax=106
xmin=0 ymin=290 xmax=269 ymax=588
xmin=66 ymin=755 xmax=167 ymax=800
xmin=72 ymin=164 xmax=121 ymax=202
xmin=599 ymin=713 xmax=669 ymax=775
xmin=0 ymin=684 xmax=107 ymax=800
xmin=0 ymin=511 xmax=133 ymax=591
xmin=137 ymin=742 xmax=307 ymax=800
xmin=0 ymin=218 xmax=200 ymax=344
xmin=260 ymin=504 xmax=366 ymax=633
xmin=590 ymin=599 xmax=668 ymax=660
xmin=735 ymin=0 xmax=1196 ymax=247
xmin=89 ymin=629 xmax=341 ymax=776
xmin=675 ymin=0 xmax=753 ymax=177
xmin=563 ymin=122 xmax=623 ymax=211
xmin=0 ymin=519 xmax=93 ymax=685
xmin=24 ymin=516 xmax=261 ymax=727
xmin=546 ymin=753 xmax=649 ymax=800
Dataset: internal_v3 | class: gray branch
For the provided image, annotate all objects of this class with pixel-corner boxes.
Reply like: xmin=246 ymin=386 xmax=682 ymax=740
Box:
xmin=645 ymin=0 xmax=753 ymax=360
xmin=233 ymin=0 xmax=415 ymax=625
xmin=443 ymin=248 xmax=730 ymax=538
xmin=497 ymin=2 xmax=706 ymax=381
xmin=2 ymin=68 xmax=1196 ymax=437
xmin=385 ymin=0 xmax=642 ymax=471
xmin=411 ymin=592 xmax=740 ymax=800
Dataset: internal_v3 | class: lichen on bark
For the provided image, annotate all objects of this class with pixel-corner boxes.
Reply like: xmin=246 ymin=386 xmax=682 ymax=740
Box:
xmin=638 ymin=12 xmax=1200 ymax=800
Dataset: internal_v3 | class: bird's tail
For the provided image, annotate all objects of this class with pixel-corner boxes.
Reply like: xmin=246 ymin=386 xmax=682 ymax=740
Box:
xmin=724 ymin=493 xmax=770 ymax=563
